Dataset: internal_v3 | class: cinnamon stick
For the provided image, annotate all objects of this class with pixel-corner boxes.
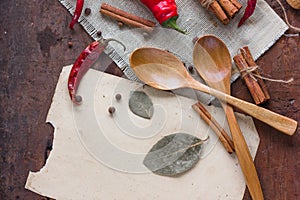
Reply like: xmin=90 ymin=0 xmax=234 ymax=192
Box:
xmin=240 ymin=46 xmax=270 ymax=100
xmin=100 ymin=3 xmax=156 ymax=32
xmin=192 ymin=102 xmax=235 ymax=154
xmin=210 ymin=1 xmax=230 ymax=24
xmin=233 ymin=54 xmax=268 ymax=105
xmin=218 ymin=0 xmax=239 ymax=18
xmin=199 ymin=0 xmax=229 ymax=24
xmin=199 ymin=0 xmax=242 ymax=24
xmin=229 ymin=0 xmax=243 ymax=10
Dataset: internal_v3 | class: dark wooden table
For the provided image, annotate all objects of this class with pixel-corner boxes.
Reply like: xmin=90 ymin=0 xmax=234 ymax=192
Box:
xmin=0 ymin=0 xmax=299 ymax=199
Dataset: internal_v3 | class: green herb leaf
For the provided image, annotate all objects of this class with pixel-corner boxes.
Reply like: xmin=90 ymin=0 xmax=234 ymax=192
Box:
xmin=129 ymin=91 xmax=153 ymax=119
xmin=143 ymin=133 xmax=207 ymax=177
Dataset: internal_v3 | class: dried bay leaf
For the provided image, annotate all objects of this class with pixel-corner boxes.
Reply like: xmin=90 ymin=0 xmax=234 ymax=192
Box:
xmin=143 ymin=133 xmax=208 ymax=177
xmin=129 ymin=91 xmax=154 ymax=119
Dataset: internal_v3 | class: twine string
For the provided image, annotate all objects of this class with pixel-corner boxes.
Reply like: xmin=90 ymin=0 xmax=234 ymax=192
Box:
xmin=200 ymin=0 xmax=215 ymax=9
xmin=238 ymin=48 xmax=294 ymax=84
xmin=240 ymin=65 xmax=294 ymax=83
xmin=275 ymin=0 xmax=300 ymax=33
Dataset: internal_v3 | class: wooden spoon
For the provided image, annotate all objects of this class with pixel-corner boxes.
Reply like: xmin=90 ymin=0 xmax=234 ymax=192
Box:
xmin=129 ymin=47 xmax=297 ymax=136
xmin=193 ymin=35 xmax=263 ymax=199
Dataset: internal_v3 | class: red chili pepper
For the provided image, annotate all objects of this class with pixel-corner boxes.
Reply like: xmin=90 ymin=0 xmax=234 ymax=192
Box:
xmin=69 ymin=0 xmax=84 ymax=29
xmin=238 ymin=0 xmax=257 ymax=27
xmin=68 ymin=38 xmax=125 ymax=104
xmin=140 ymin=0 xmax=185 ymax=34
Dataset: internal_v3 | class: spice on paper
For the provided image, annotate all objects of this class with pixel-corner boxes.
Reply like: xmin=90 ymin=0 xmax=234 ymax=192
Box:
xmin=143 ymin=133 xmax=208 ymax=176
xmin=129 ymin=91 xmax=154 ymax=119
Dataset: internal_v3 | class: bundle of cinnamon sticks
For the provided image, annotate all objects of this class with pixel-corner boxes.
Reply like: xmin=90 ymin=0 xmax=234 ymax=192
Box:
xmin=100 ymin=3 xmax=156 ymax=32
xmin=199 ymin=0 xmax=242 ymax=24
xmin=233 ymin=46 xmax=270 ymax=105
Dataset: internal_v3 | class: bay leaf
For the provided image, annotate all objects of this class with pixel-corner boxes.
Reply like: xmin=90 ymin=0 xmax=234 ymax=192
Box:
xmin=129 ymin=91 xmax=154 ymax=119
xmin=143 ymin=133 xmax=207 ymax=177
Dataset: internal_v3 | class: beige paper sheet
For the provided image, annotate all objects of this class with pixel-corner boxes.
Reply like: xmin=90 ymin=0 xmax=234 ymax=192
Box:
xmin=25 ymin=66 xmax=260 ymax=200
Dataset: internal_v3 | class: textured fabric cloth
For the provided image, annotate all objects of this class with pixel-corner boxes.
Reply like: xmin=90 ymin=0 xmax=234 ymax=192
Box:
xmin=59 ymin=0 xmax=288 ymax=103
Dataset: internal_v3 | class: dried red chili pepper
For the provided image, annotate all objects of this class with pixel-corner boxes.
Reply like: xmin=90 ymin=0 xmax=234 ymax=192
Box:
xmin=69 ymin=0 xmax=84 ymax=29
xmin=140 ymin=0 xmax=185 ymax=34
xmin=238 ymin=0 xmax=257 ymax=27
xmin=68 ymin=38 xmax=125 ymax=104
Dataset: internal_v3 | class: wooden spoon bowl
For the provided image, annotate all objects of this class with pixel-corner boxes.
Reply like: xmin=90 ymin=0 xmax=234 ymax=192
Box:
xmin=130 ymin=47 xmax=193 ymax=90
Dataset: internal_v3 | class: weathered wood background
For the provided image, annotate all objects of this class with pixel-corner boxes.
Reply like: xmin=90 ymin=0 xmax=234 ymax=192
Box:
xmin=0 ymin=0 xmax=299 ymax=199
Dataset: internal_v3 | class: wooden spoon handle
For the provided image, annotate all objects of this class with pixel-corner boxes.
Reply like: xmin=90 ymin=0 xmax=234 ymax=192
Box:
xmin=223 ymin=104 xmax=264 ymax=200
xmin=190 ymin=81 xmax=297 ymax=135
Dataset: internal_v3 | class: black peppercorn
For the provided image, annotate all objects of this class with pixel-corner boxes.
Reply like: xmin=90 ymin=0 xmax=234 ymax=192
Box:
xmin=192 ymin=36 xmax=199 ymax=44
xmin=188 ymin=65 xmax=194 ymax=73
xmin=108 ymin=106 xmax=116 ymax=115
xmin=115 ymin=94 xmax=122 ymax=101
xmin=96 ymin=31 xmax=102 ymax=37
xmin=117 ymin=21 xmax=124 ymax=27
xmin=75 ymin=95 xmax=82 ymax=103
xmin=67 ymin=41 xmax=73 ymax=48
xmin=84 ymin=8 xmax=91 ymax=16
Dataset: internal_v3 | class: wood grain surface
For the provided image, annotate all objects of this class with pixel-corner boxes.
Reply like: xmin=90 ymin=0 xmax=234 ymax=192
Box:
xmin=0 ymin=0 xmax=299 ymax=199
